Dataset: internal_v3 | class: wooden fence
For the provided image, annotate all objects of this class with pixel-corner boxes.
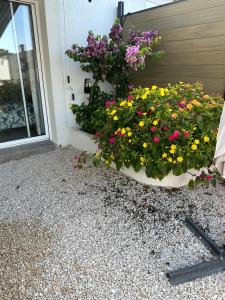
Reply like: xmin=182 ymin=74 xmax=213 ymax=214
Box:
xmin=123 ymin=0 xmax=225 ymax=95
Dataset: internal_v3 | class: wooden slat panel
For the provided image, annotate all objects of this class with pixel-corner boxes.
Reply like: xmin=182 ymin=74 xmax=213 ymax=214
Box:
xmin=133 ymin=65 xmax=225 ymax=79
xmin=161 ymin=36 xmax=225 ymax=53
xmin=124 ymin=0 xmax=225 ymax=24
xmin=160 ymin=21 xmax=225 ymax=43
xmin=145 ymin=51 xmax=225 ymax=66
xmin=124 ymin=5 xmax=225 ymax=32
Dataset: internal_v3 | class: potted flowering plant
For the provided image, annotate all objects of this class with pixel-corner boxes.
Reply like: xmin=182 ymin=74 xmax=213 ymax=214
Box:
xmin=91 ymin=82 xmax=223 ymax=186
xmin=66 ymin=19 xmax=163 ymax=134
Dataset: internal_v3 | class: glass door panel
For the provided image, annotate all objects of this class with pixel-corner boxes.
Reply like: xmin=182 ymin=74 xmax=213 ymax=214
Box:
xmin=0 ymin=0 xmax=47 ymax=145
xmin=0 ymin=0 xmax=28 ymax=142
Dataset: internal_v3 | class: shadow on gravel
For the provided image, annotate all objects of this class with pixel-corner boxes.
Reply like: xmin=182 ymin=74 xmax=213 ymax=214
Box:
xmin=0 ymin=219 xmax=54 ymax=299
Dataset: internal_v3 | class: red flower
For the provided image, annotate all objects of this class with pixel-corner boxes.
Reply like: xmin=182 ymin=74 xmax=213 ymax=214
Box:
xmin=111 ymin=99 xmax=116 ymax=105
xmin=127 ymin=95 xmax=134 ymax=101
xmin=207 ymin=175 xmax=213 ymax=181
xmin=153 ymin=137 xmax=160 ymax=143
xmin=151 ymin=126 xmax=157 ymax=132
xmin=95 ymin=131 xmax=100 ymax=137
xmin=162 ymin=126 xmax=169 ymax=131
xmin=105 ymin=100 xmax=111 ymax=108
xmin=184 ymin=131 xmax=189 ymax=138
xmin=137 ymin=111 xmax=143 ymax=116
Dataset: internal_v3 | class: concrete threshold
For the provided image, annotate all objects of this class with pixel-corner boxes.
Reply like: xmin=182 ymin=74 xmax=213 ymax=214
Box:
xmin=0 ymin=140 xmax=56 ymax=164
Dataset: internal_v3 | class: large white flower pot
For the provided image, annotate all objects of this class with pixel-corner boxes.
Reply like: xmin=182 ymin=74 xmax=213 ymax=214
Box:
xmin=68 ymin=128 xmax=204 ymax=188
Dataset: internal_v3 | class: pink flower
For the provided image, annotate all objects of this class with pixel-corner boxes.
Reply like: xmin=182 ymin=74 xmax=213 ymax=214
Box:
xmin=137 ymin=111 xmax=143 ymax=116
xmin=111 ymin=99 xmax=116 ymax=105
xmin=184 ymin=131 xmax=189 ymax=138
xmin=128 ymin=84 xmax=134 ymax=90
xmin=109 ymin=138 xmax=115 ymax=144
xmin=207 ymin=175 xmax=213 ymax=181
xmin=95 ymin=131 xmax=100 ymax=137
xmin=127 ymin=95 xmax=134 ymax=101
xmin=153 ymin=137 xmax=160 ymax=143
xmin=151 ymin=126 xmax=157 ymax=132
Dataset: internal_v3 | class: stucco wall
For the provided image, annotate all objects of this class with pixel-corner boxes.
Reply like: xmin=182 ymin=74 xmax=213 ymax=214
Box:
xmin=38 ymin=0 xmax=147 ymax=146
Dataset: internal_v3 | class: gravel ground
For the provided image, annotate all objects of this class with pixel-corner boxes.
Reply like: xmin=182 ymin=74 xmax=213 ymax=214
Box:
xmin=0 ymin=146 xmax=225 ymax=300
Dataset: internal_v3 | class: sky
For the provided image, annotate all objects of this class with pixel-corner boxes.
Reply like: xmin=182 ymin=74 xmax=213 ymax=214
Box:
xmin=0 ymin=3 xmax=33 ymax=54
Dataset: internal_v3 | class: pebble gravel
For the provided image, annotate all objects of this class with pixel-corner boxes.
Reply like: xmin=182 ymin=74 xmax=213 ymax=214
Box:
xmin=0 ymin=146 xmax=225 ymax=300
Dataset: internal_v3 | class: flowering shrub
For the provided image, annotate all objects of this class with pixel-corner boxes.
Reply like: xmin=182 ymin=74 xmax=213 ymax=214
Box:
xmin=94 ymin=82 xmax=223 ymax=181
xmin=66 ymin=19 xmax=163 ymax=133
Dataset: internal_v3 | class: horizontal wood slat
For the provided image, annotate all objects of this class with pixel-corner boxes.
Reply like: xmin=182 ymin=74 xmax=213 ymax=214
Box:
xmin=123 ymin=0 xmax=225 ymax=95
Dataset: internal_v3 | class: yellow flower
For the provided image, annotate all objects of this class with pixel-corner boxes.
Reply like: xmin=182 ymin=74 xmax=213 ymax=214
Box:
xmin=105 ymin=160 xmax=110 ymax=166
xmin=128 ymin=139 xmax=132 ymax=143
xmin=111 ymin=109 xmax=117 ymax=115
xmin=127 ymin=101 xmax=133 ymax=107
xmin=171 ymin=144 xmax=177 ymax=150
xmin=191 ymin=144 xmax=198 ymax=151
xmin=192 ymin=99 xmax=201 ymax=106
xmin=170 ymin=149 xmax=176 ymax=154
xmin=151 ymin=106 xmax=155 ymax=112
xmin=140 ymin=156 xmax=145 ymax=162
xmin=204 ymin=136 xmax=210 ymax=142
xmin=143 ymin=143 xmax=148 ymax=148
xmin=128 ymin=132 xmax=132 ymax=137
xmin=168 ymin=157 xmax=173 ymax=163
xmin=168 ymin=108 xmax=172 ymax=112
xmin=153 ymin=120 xmax=159 ymax=126
xmin=187 ymin=104 xmax=193 ymax=110
xmin=111 ymin=154 xmax=115 ymax=160
xmin=172 ymin=113 xmax=177 ymax=119
xmin=203 ymin=95 xmax=209 ymax=99
xmin=121 ymin=128 xmax=126 ymax=134
xmin=126 ymin=127 xmax=131 ymax=131
xmin=143 ymin=112 xmax=147 ymax=116
xmin=194 ymin=139 xmax=200 ymax=145
xmin=177 ymin=156 xmax=183 ymax=163
xmin=96 ymin=151 xmax=101 ymax=159
xmin=152 ymin=85 xmax=157 ymax=90
xmin=119 ymin=101 xmax=126 ymax=107
xmin=193 ymin=127 xmax=197 ymax=131
xmin=173 ymin=160 xmax=177 ymax=164
xmin=162 ymin=153 xmax=167 ymax=158
xmin=139 ymin=121 xmax=145 ymax=127
xmin=159 ymin=88 xmax=165 ymax=96
xmin=113 ymin=116 xmax=119 ymax=121
xmin=142 ymin=93 xmax=148 ymax=100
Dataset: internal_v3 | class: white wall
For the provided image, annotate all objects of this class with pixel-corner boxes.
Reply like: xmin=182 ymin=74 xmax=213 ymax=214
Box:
xmin=145 ymin=0 xmax=174 ymax=8
xmin=40 ymin=0 xmax=147 ymax=146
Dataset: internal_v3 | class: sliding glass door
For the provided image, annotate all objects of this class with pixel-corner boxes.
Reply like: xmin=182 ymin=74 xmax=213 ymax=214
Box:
xmin=0 ymin=0 xmax=48 ymax=147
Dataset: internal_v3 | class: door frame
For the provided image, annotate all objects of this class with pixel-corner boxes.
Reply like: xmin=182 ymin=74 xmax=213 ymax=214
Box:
xmin=0 ymin=0 xmax=50 ymax=149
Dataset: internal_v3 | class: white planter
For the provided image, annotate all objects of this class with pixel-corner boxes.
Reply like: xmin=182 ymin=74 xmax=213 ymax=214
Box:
xmin=110 ymin=163 xmax=206 ymax=188
xmin=68 ymin=128 xmax=97 ymax=153
xmin=68 ymin=128 xmax=205 ymax=188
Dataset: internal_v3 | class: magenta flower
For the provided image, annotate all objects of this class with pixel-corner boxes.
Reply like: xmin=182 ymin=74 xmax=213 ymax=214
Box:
xmin=151 ymin=126 xmax=157 ymax=132
xmin=169 ymin=130 xmax=180 ymax=141
xmin=109 ymin=137 xmax=115 ymax=144
xmin=153 ymin=137 xmax=160 ymax=143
